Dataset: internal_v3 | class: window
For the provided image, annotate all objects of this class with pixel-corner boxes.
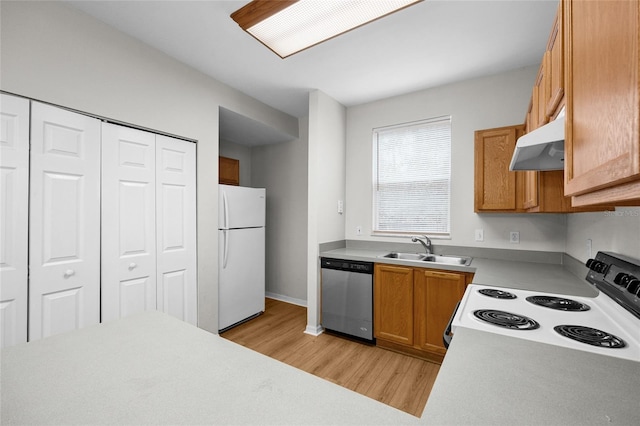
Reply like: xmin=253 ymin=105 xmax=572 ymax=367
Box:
xmin=372 ymin=116 xmax=451 ymax=237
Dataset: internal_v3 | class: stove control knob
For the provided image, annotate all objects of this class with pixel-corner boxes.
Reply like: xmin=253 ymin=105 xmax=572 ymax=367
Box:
xmin=614 ymin=273 xmax=629 ymax=286
xmin=626 ymin=277 xmax=640 ymax=295
xmin=587 ymin=260 xmax=608 ymax=274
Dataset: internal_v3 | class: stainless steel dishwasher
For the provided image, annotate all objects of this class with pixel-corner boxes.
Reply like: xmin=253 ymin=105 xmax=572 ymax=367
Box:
xmin=320 ymin=258 xmax=374 ymax=342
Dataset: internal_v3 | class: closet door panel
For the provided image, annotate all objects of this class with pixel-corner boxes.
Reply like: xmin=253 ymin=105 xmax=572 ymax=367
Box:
xmin=101 ymin=123 xmax=156 ymax=322
xmin=156 ymin=135 xmax=197 ymax=325
xmin=29 ymin=102 xmax=101 ymax=340
xmin=0 ymin=94 xmax=29 ymax=347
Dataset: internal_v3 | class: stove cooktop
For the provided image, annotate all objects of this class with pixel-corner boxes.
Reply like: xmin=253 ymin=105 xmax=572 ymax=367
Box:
xmin=452 ymin=284 xmax=640 ymax=361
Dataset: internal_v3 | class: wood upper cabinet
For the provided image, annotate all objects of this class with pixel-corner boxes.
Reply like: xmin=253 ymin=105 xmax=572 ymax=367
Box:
xmin=534 ymin=58 xmax=549 ymax=129
xmin=414 ymin=269 xmax=466 ymax=357
xmin=546 ymin=1 xmax=564 ymax=118
xmin=374 ymin=264 xmax=472 ymax=363
xmin=474 ymin=125 xmax=526 ymax=212
xmin=219 ymin=156 xmax=240 ymax=186
xmin=374 ymin=264 xmax=414 ymax=346
xmin=564 ymin=0 xmax=640 ymax=205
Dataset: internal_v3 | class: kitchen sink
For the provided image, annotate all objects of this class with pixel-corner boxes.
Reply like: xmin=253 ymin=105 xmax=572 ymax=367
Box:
xmin=379 ymin=252 xmax=472 ymax=266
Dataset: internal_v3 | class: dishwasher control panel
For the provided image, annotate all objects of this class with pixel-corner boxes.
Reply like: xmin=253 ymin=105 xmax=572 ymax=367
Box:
xmin=320 ymin=258 xmax=374 ymax=274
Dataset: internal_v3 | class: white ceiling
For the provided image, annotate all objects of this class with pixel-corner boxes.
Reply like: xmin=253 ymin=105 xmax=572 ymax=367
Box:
xmin=65 ymin=0 xmax=558 ymax=121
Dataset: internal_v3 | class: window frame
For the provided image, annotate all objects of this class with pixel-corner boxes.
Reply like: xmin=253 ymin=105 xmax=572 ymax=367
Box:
xmin=371 ymin=116 xmax=452 ymax=238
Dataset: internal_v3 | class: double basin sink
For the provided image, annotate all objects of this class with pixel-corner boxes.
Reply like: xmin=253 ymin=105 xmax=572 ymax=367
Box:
xmin=379 ymin=252 xmax=472 ymax=266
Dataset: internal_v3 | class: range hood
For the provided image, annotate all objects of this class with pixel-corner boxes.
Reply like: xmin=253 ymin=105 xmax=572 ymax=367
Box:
xmin=509 ymin=110 xmax=565 ymax=171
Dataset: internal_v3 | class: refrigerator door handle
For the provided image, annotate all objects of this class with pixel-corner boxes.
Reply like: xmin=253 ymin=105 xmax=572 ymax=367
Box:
xmin=222 ymin=190 xmax=229 ymax=230
xmin=222 ymin=230 xmax=229 ymax=269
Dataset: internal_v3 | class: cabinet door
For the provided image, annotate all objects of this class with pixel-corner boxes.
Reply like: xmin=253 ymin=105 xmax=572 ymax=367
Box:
xmin=29 ymin=102 xmax=101 ymax=340
xmin=535 ymin=57 xmax=549 ymax=128
xmin=474 ymin=125 xmax=525 ymax=211
xmin=373 ymin=264 xmax=414 ymax=346
xmin=546 ymin=3 xmax=564 ymax=117
xmin=565 ymin=0 xmax=640 ymax=202
xmin=101 ymin=123 xmax=157 ymax=323
xmin=0 ymin=94 xmax=29 ymax=347
xmin=156 ymin=135 xmax=197 ymax=325
xmin=523 ymin=171 xmax=539 ymax=210
xmin=414 ymin=269 xmax=466 ymax=356
xmin=219 ymin=156 xmax=239 ymax=186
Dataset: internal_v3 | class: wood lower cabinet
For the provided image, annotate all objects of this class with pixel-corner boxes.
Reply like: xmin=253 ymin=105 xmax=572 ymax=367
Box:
xmin=373 ymin=264 xmax=414 ymax=346
xmin=414 ymin=269 xmax=466 ymax=358
xmin=374 ymin=263 xmax=472 ymax=363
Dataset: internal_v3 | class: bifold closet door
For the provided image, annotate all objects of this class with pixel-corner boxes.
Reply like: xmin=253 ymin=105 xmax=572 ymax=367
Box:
xmin=101 ymin=123 xmax=157 ymax=323
xmin=156 ymin=135 xmax=197 ymax=325
xmin=29 ymin=102 xmax=101 ymax=340
xmin=0 ymin=94 xmax=29 ymax=347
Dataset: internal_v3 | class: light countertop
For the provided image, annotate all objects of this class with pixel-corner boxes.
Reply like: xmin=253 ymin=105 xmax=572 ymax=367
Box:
xmin=422 ymin=327 xmax=640 ymax=425
xmin=1 ymin=311 xmax=421 ymax=425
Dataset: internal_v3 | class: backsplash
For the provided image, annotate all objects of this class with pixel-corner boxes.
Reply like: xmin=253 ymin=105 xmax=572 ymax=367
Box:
xmin=566 ymin=207 xmax=640 ymax=262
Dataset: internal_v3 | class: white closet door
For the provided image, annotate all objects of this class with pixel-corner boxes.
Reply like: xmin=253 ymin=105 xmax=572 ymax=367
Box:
xmin=0 ymin=94 xmax=29 ymax=347
xmin=101 ymin=124 xmax=157 ymax=322
xmin=155 ymin=135 xmax=197 ymax=325
xmin=29 ymin=102 xmax=101 ymax=340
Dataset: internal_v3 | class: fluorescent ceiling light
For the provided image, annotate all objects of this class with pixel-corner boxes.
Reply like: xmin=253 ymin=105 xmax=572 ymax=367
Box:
xmin=231 ymin=0 xmax=423 ymax=58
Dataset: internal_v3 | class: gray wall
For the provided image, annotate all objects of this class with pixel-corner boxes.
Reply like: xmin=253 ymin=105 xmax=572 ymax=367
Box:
xmin=566 ymin=208 xmax=640 ymax=262
xmin=345 ymin=66 xmax=567 ymax=252
xmin=251 ymin=117 xmax=309 ymax=305
xmin=1 ymin=0 xmax=298 ymax=333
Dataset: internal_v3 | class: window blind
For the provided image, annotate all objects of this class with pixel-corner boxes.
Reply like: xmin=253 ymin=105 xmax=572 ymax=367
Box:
xmin=373 ymin=116 xmax=451 ymax=236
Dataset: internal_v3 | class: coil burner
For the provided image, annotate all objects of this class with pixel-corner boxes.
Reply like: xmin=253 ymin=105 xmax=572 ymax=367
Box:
xmin=473 ymin=309 xmax=539 ymax=330
xmin=554 ymin=325 xmax=626 ymax=349
xmin=526 ymin=296 xmax=590 ymax=312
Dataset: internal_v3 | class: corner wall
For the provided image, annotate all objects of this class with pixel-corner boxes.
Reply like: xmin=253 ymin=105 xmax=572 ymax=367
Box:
xmin=566 ymin=208 xmax=640 ymax=262
xmin=306 ymin=90 xmax=347 ymax=334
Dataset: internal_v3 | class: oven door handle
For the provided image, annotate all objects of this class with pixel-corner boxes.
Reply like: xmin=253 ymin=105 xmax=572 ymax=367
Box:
xmin=443 ymin=301 xmax=461 ymax=349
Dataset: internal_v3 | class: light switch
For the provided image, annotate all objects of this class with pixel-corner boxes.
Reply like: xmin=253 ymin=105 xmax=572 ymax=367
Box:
xmin=337 ymin=200 xmax=343 ymax=214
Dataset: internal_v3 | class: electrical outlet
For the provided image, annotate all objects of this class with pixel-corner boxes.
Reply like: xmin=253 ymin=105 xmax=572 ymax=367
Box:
xmin=586 ymin=239 xmax=592 ymax=259
xmin=356 ymin=226 xmax=362 ymax=236
xmin=475 ymin=229 xmax=484 ymax=242
xmin=337 ymin=200 xmax=343 ymax=214
xmin=510 ymin=231 xmax=520 ymax=244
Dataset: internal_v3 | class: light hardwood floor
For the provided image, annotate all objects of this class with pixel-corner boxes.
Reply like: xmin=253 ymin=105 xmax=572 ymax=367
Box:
xmin=221 ymin=298 xmax=440 ymax=417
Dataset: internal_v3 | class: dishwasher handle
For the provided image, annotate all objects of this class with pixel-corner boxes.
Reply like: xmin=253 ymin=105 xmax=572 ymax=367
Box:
xmin=443 ymin=301 xmax=460 ymax=349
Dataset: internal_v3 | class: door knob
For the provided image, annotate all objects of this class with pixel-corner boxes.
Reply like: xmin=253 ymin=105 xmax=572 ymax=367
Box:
xmin=64 ymin=269 xmax=75 ymax=278
xmin=128 ymin=263 xmax=137 ymax=270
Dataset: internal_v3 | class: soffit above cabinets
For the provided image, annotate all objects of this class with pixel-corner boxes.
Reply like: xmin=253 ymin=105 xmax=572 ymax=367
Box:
xmin=219 ymin=107 xmax=297 ymax=146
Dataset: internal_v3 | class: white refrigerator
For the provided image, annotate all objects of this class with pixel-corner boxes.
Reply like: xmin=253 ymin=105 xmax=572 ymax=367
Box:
xmin=218 ymin=184 xmax=266 ymax=331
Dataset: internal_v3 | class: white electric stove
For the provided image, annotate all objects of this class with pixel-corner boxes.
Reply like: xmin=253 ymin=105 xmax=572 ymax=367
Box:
xmin=446 ymin=252 xmax=640 ymax=362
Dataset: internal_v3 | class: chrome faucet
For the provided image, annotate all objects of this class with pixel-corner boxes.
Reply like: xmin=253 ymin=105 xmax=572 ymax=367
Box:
xmin=412 ymin=235 xmax=433 ymax=254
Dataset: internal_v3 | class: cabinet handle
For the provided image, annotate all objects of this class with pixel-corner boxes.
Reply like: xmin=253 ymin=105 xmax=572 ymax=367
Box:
xmin=128 ymin=263 xmax=137 ymax=270
xmin=64 ymin=269 xmax=75 ymax=278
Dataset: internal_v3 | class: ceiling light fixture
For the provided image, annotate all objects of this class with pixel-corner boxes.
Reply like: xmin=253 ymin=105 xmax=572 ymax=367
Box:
xmin=231 ymin=0 xmax=423 ymax=59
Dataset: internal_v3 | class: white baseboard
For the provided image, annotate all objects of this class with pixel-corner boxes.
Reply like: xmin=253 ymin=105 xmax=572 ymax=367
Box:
xmin=304 ymin=324 xmax=324 ymax=336
xmin=265 ymin=292 xmax=307 ymax=307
